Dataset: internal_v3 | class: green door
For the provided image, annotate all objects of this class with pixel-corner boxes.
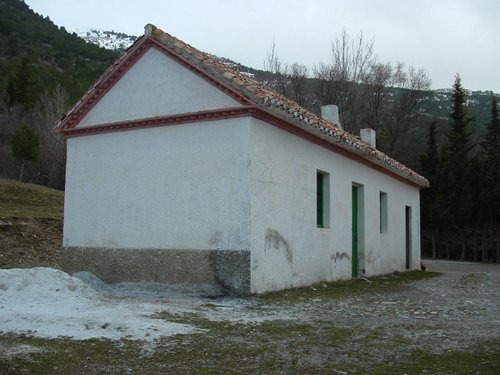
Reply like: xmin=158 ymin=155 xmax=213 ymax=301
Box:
xmin=352 ymin=185 xmax=358 ymax=277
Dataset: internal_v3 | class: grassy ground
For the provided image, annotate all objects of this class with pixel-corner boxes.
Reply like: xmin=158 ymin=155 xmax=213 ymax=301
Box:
xmin=1 ymin=178 xmax=499 ymax=374
xmin=260 ymin=270 xmax=437 ymax=302
xmin=0 ymin=178 xmax=64 ymax=219
xmin=1 ymin=336 xmax=498 ymax=375
xmin=0 ymin=178 xmax=63 ymax=269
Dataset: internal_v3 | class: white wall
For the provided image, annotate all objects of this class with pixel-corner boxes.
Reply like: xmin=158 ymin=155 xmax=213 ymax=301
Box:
xmin=78 ymin=47 xmax=240 ymax=127
xmin=64 ymin=118 xmax=252 ymax=251
xmin=65 ymin=115 xmax=421 ymax=293
xmin=249 ymin=118 xmax=421 ymax=293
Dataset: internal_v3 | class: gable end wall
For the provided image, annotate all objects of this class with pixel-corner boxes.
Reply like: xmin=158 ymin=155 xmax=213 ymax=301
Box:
xmin=77 ymin=47 xmax=242 ymax=127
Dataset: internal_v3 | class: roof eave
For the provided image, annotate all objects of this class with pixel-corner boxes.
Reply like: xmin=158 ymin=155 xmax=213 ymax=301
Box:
xmin=256 ymin=105 xmax=429 ymax=189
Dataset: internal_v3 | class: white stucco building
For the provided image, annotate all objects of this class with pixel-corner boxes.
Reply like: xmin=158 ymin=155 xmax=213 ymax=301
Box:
xmin=58 ymin=24 xmax=429 ymax=294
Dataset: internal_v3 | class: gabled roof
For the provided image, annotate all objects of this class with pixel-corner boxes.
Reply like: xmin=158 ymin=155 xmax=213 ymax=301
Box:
xmin=57 ymin=24 xmax=428 ymax=188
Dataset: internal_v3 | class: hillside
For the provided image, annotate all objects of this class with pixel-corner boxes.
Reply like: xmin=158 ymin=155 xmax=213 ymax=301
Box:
xmin=421 ymin=88 xmax=498 ymax=133
xmin=2 ymin=0 xmax=497 ymax=128
xmin=0 ymin=0 xmax=119 ymax=103
xmin=0 ymin=178 xmax=63 ymax=269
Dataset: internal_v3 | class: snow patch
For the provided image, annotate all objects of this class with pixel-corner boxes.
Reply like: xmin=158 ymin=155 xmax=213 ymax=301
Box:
xmin=73 ymin=28 xmax=137 ymax=51
xmin=0 ymin=268 xmax=292 ymax=344
xmin=0 ymin=268 xmax=198 ymax=342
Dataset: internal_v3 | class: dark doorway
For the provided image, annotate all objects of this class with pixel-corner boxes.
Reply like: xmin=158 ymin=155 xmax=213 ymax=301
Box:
xmin=405 ymin=206 xmax=412 ymax=269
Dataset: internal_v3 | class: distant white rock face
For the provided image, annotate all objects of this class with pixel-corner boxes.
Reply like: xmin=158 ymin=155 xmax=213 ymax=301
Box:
xmin=73 ymin=28 xmax=137 ymax=51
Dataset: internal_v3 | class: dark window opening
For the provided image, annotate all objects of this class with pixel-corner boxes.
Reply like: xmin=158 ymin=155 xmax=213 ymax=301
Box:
xmin=380 ymin=192 xmax=388 ymax=233
xmin=317 ymin=171 xmax=330 ymax=228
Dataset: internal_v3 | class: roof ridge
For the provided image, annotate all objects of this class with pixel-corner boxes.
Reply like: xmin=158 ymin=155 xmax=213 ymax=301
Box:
xmin=146 ymin=25 xmax=344 ymax=134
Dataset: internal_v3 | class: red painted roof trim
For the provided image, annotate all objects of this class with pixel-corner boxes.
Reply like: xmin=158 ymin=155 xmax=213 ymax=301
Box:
xmin=58 ymin=37 xmax=252 ymax=132
xmin=61 ymin=106 xmax=256 ymax=137
xmin=249 ymin=110 xmax=424 ymax=189
xmin=63 ymin=105 xmax=422 ymax=188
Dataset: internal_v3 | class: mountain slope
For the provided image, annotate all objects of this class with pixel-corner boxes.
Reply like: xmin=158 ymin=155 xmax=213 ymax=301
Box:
xmin=0 ymin=0 xmax=119 ymax=103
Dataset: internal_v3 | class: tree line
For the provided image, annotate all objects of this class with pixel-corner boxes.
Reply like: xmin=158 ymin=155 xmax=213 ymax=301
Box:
xmin=420 ymin=76 xmax=499 ymax=263
xmin=0 ymin=0 xmax=118 ymax=189
xmin=1 ymin=82 xmax=68 ymax=189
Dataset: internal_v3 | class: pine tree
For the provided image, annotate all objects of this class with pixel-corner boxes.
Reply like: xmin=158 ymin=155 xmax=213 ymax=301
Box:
xmin=481 ymin=96 xmax=500 ymax=262
xmin=7 ymin=58 xmax=38 ymax=110
xmin=447 ymin=75 xmax=473 ymax=158
xmin=420 ymin=122 xmax=439 ymax=181
xmin=441 ymin=74 xmax=474 ymax=260
xmin=11 ymin=125 xmax=39 ymax=182
xmin=420 ymin=122 xmax=440 ymax=258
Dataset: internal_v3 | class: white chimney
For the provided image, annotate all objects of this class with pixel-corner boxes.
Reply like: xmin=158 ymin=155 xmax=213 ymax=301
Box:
xmin=321 ymin=105 xmax=342 ymax=129
xmin=360 ymin=128 xmax=376 ymax=148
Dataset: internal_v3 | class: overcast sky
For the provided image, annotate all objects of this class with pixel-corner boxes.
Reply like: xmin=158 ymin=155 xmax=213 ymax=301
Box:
xmin=24 ymin=0 xmax=500 ymax=93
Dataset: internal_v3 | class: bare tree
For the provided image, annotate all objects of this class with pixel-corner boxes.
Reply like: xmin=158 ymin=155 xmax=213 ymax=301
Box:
xmin=288 ymin=63 xmax=309 ymax=107
xmin=360 ymin=62 xmax=405 ymax=132
xmin=263 ymin=40 xmax=289 ymax=96
xmin=331 ymin=29 xmax=375 ymax=83
xmin=313 ymin=29 xmax=375 ymax=132
xmin=34 ymin=84 xmax=69 ymax=189
xmin=263 ymin=43 xmax=311 ymax=108
xmin=260 ymin=30 xmax=431 ymax=167
xmin=381 ymin=66 xmax=432 ymax=159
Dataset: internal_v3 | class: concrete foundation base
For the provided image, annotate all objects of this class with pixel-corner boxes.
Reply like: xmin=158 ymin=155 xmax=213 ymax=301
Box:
xmin=62 ymin=247 xmax=250 ymax=295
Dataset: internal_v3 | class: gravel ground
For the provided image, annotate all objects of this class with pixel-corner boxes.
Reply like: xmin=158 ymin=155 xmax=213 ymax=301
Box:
xmin=141 ymin=260 xmax=499 ymax=368
xmin=1 ymin=262 xmax=499 ymax=373
xmin=311 ymin=270 xmax=499 ymax=355
xmin=306 ymin=263 xmax=498 ymax=352
xmin=191 ymin=261 xmax=500 ymax=368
